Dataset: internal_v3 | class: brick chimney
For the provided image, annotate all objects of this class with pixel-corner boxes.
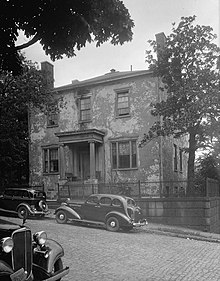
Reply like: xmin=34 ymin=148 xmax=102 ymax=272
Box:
xmin=155 ymin=32 xmax=166 ymax=61
xmin=41 ymin=61 xmax=54 ymax=89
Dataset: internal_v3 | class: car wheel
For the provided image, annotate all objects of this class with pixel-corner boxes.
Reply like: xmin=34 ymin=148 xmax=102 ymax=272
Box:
xmin=17 ymin=206 xmax=28 ymax=219
xmin=39 ymin=200 xmax=48 ymax=211
xmin=106 ymin=217 xmax=120 ymax=232
xmin=56 ymin=210 xmax=67 ymax=224
xmin=53 ymin=258 xmax=63 ymax=281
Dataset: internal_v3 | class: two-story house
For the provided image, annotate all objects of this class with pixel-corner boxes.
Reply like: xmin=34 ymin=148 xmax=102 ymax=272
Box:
xmin=29 ymin=60 xmax=188 ymax=198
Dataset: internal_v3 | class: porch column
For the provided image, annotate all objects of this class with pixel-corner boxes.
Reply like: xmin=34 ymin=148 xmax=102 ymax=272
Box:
xmin=59 ymin=144 xmax=65 ymax=179
xmin=89 ymin=141 xmax=96 ymax=179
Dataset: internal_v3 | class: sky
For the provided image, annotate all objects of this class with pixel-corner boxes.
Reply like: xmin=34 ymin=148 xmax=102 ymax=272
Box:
xmin=17 ymin=0 xmax=219 ymax=88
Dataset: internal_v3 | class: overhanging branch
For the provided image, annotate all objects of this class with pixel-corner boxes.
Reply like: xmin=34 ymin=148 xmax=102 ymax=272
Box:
xmin=15 ymin=34 xmax=40 ymax=51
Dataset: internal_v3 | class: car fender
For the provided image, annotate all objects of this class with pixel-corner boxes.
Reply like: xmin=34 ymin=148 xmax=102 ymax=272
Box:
xmin=55 ymin=205 xmax=81 ymax=220
xmin=105 ymin=211 xmax=131 ymax=225
xmin=16 ymin=203 xmax=32 ymax=214
xmin=45 ymin=239 xmax=64 ymax=273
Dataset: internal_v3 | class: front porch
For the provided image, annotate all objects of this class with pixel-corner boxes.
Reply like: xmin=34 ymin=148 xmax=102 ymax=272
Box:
xmin=55 ymin=129 xmax=105 ymax=183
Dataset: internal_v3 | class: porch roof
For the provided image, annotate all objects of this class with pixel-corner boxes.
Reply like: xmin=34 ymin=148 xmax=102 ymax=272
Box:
xmin=55 ymin=129 xmax=105 ymax=144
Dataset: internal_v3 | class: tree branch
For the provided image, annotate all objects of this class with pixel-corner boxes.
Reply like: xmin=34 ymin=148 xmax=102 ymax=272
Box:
xmin=15 ymin=34 xmax=40 ymax=51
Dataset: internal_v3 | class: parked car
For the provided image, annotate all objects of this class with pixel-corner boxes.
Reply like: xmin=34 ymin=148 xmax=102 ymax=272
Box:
xmin=55 ymin=194 xmax=147 ymax=232
xmin=0 ymin=187 xmax=49 ymax=219
xmin=0 ymin=217 xmax=69 ymax=281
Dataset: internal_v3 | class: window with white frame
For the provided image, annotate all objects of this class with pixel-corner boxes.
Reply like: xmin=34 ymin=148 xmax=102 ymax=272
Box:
xmin=116 ymin=90 xmax=130 ymax=117
xmin=111 ymin=140 xmax=137 ymax=169
xmin=80 ymin=96 xmax=91 ymax=121
xmin=43 ymin=147 xmax=59 ymax=173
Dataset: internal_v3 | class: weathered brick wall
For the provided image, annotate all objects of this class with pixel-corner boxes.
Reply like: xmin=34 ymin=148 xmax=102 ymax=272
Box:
xmin=137 ymin=197 xmax=220 ymax=234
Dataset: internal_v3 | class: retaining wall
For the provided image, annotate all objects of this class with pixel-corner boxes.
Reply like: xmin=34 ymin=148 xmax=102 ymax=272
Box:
xmin=136 ymin=197 xmax=220 ymax=234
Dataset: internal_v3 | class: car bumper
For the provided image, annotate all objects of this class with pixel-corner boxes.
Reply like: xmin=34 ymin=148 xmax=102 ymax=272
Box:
xmin=29 ymin=210 xmax=50 ymax=216
xmin=132 ymin=219 xmax=148 ymax=227
xmin=42 ymin=267 xmax=69 ymax=281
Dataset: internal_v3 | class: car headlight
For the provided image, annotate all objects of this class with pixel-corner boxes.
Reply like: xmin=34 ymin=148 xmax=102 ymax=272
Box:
xmin=1 ymin=237 xmax=14 ymax=253
xmin=33 ymin=231 xmax=47 ymax=245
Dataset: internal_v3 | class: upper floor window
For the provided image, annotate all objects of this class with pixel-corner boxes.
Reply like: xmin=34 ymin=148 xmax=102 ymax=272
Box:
xmin=43 ymin=147 xmax=59 ymax=174
xmin=47 ymin=104 xmax=59 ymax=127
xmin=80 ymin=96 xmax=91 ymax=122
xmin=116 ymin=90 xmax=130 ymax=117
xmin=111 ymin=140 xmax=137 ymax=169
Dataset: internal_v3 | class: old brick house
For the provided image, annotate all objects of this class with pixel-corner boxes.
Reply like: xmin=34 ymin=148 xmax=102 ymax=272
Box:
xmin=29 ymin=61 xmax=188 ymax=198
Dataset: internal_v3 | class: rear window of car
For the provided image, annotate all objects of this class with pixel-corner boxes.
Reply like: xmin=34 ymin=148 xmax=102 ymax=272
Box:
xmin=100 ymin=197 xmax=111 ymax=206
xmin=32 ymin=191 xmax=46 ymax=199
xmin=127 ymin=198 xmax=136 ymax=206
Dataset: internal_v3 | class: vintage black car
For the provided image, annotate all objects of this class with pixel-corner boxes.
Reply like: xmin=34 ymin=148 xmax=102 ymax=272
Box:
xmin=0 ymin=217 xmax=69 ymax=281
xmin=55 ymin=194 xmax=147 ymax=232
xmin=0 ymin=188 xmax=49 ymax=219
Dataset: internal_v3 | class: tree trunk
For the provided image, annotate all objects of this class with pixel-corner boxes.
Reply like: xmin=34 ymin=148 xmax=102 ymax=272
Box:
xmin=187 ymin=131 xmax=197 ymax=194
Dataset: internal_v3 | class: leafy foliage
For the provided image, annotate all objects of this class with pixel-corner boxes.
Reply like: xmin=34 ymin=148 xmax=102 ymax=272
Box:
xmin=0 ymin=55 xmax=53 ymax=187
xmin=141 ymin=16 xmax=220 ymax=187
xmin=0 ymin=0 xmax=134 ymax=74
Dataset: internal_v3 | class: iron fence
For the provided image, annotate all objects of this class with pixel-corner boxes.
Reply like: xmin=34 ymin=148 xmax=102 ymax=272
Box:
xmin=56 ymin=179 xmax=219 ymax=200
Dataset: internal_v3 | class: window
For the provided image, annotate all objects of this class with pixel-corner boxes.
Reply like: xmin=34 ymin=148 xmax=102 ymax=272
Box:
xmin=179 ymin=148 xmax=183 ymax=172
xmin=111 ymin=140 xmax=137 ymax=169
xmin=47 ymin=104 xmax=59 ymax=127
xmin=116 ymin=90 xmax=130 ymax=117
xmin=80 ymin=96 xmax=91 ymax=121
xmin=86 ymin=196 xmax=99 ymax=204
xmin=173 ymin=144 xmax=178 ymax=171
xmin=100 ymin=197 xmax=111 ymax=206
xmin=43 ymin=148 xmax=59 ymax=173
xmin=47 ymin=111 xmax=58 ymax=127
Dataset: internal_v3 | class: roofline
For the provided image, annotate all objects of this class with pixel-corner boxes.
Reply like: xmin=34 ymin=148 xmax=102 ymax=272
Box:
xmin=53 ymin=69 xmax=153 ymax=92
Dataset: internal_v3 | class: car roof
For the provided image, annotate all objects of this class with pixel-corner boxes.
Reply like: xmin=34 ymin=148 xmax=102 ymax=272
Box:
xmin=90 ymin=194 xmax=133 ymax=201
xmin=4 ymin=188 xmax=43 ymax=193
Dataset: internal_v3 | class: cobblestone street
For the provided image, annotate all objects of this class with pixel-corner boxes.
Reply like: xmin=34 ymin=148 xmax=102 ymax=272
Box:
xmin=3 ymin=215 xmax=220 ymax=281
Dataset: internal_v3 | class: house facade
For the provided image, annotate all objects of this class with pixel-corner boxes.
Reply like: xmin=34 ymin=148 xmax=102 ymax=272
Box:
xmin=29 ymin=63 xmax=188 ymax=197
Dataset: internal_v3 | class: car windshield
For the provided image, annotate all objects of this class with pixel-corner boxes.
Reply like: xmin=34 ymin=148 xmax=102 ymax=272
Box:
xmin=126 ymin=198 xmax=136 ymax=206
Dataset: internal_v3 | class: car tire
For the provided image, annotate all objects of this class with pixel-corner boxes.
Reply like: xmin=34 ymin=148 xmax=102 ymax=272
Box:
xmin=106 ymin=217 xmax=120 ymax=232
xmin=56 ymin=210 xmax=67 ymax=224
xmin=17 ymin=206 xmax=28 ymax=219
xmin=53 ymin=258 xmax=63 ymax=281
xmin=39 ymin=200 xmax=48 ymax=211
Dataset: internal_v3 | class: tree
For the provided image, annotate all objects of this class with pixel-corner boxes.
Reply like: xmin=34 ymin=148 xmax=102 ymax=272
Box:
xmin=0 ymin=55 xmax=53 ymax=187
xmin=0 ymin=0 xmax=134 ymax=74
xmin=140 ymin=16 xmax=220 ymax=192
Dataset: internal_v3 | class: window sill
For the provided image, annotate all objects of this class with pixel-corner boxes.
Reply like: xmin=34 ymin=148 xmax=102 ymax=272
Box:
xmin=47 ymin=124 xmax=59 ymax=128
xmin=116 ymin=114 xmax=131 ymax=119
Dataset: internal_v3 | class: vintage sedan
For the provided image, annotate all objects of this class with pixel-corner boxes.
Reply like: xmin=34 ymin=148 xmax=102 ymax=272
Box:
xmin=55 ymin=194 xmax=147 ymax=232
xmin=0 ymin=217 xmax=69 ymax=281
xmin=0 ymin=188 xmax=49 ymax=219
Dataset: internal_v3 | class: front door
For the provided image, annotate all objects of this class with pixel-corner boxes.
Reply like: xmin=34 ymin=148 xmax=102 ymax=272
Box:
xmin=79 ymin=151 xmax=90 ymax=180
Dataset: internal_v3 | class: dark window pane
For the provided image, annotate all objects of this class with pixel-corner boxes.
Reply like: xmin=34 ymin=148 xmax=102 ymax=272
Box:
xmin=112 ymin=143 xmax=117 ymax=169
xmin=118 ymin=142 xmax=130 ymax=168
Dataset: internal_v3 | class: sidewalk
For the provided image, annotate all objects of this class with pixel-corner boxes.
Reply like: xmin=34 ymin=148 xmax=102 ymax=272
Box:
xmin=145 ymin=222 xmax=220 ymax=243
xmin=48 ymin=206 xmax=220 ymax=243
